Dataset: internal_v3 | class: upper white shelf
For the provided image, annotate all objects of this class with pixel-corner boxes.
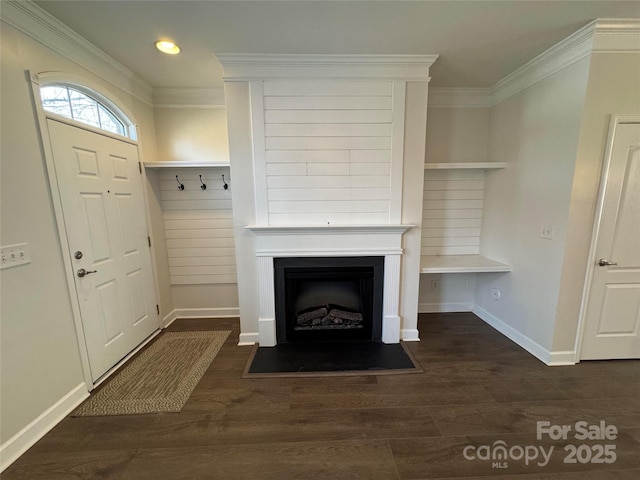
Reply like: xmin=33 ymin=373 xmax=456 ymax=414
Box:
xmin=144 ymin=161 xmax=230 ymax=169
xmin=421 ymin=255 xmax=512 ymax=274
xmin=424 ymin=162 xmax=507 ymax=170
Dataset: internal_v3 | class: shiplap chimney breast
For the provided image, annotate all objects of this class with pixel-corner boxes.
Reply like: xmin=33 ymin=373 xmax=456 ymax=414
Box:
xmin=219 ymin=54 xmax=437 ymax=346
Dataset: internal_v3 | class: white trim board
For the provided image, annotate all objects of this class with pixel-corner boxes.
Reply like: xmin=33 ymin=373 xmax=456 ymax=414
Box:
xmin=163 ymin=307 xmax=240 ymax=328
xmin=0 ymin=383 xmax=88 ymax=473
xmin=472 ymin=305 xmax=577 ymax=366
xmin=216 ymin=54 xmax=439 ymax=81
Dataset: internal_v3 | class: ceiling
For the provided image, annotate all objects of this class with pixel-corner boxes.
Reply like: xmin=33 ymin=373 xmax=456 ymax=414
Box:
xmin=35 ymin=1 xmax=640 ymax=89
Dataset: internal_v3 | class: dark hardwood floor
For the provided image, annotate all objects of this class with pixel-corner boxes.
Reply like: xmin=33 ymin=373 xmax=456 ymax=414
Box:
xmin=4 ymin=313 xmax=640 ymax=479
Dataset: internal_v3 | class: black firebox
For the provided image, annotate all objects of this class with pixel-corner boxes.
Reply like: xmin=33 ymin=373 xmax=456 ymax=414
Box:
xmin=274 ymin=256 xmax=384 ymax=343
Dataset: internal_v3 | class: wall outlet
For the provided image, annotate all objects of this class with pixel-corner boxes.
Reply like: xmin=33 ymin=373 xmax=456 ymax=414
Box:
xmin=430 ymin=279 xmax=439 ymax=290
xmin=540 ymin=225 xmax=554 ymax=240
xmin=0 ymin=243 xmax=31 ymax=270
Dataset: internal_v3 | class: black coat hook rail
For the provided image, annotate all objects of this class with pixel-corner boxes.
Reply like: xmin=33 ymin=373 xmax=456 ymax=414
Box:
xmin=199 ymin=174 xmax=207 ymax=190
xmin=222 ymin=174 xmax=229 ymax=190
xmin=176 ymin=175 xmax=184 ymax=191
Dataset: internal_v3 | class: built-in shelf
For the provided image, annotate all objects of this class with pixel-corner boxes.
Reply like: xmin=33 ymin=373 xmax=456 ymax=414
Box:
xmin=421 ymin=255 xmax=512 ymax=274
xmin=424 ymin=162 xmax=507 ymax=170
xmin=144 ymin=161 xmax=230 ymax=169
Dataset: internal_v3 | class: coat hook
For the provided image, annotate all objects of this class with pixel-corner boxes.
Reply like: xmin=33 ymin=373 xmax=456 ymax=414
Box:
xmin=199 ymin=174 xmax=207 ymax=190
xmin=176 ymin=175 xmax=184 ymax=191
xmin=222 ymin=174 xmax=229 ymax=190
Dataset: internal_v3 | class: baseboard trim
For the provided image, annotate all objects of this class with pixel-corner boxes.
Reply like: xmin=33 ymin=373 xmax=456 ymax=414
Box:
xmin=238 ymin=332 xmax=259 ymax=346
xmin=401 ymin=329 xmax=421 ymax=342
xmin=547 ymin=350 xmax=577 ymax=366
xmin=164 ymin=307 xmax=240 ymax=327
xmin=472 ymin=305 xmax=552 ymax=365
xmin=0 ymin=382 xmax=88 ymax=472
xmin=419 ymin=302 xmax=473 ymax=313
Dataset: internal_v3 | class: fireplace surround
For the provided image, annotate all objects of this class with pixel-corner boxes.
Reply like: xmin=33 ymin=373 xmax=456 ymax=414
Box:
xmin=219 ymin=54 xmax=435 ymax=347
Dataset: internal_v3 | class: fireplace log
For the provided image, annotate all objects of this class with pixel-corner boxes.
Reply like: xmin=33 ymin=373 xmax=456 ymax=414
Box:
xmin=329 ymin=308 xmax=363 ymax=322
xmin=297 ymin=307 xmax=328 ymax=324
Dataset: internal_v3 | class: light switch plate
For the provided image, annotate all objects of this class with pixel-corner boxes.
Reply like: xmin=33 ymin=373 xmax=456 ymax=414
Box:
xmin=0 ymin=243 xmax=31 ymax=269
xmin=540 ymin=225 xmax=554 ymax=240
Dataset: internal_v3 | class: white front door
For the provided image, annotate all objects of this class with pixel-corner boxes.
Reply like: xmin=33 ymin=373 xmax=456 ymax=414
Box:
xmin=48 ymin=119 xmax=159 ymax=381
xmin=581 ymin=121 xmax=640 ymax=360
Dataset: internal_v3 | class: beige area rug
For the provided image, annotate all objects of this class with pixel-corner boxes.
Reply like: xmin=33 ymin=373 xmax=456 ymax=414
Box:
xmin=74 ymin=330 xmax=230 ymax=416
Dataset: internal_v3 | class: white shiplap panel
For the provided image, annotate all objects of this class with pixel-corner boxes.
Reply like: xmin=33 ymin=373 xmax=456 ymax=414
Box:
xmin=423 ymin=209 xmax=483 ymax=219
xmin=166 ymin=238 xmax=236 ymax=249
xmin=268 ymin=212 xmax=390 ymax=226
xmin=165 ymin=228 xmax=235 ymax=239
xmin=265 ymin=163 xmax=307 ymax=176
xmin=421 ymin=246 xmax=480 ymax=256
xmin=268 ymin=200 xmax=389 ymax=214
xmin=350 ymin=150 xmax=391 ymax=163
xmin=263 ymin=80 xmax=392 ymax=97
xmin=265 ymin=110 xmax=393 ymax=124
xmin=168 ymin=248 xmax=237 ymax=258
xmin=422 ymin=199 xmax=484 ymax=210
xmin=265 ymin=136 xmax=391 ymax=151
xmin=349 ymin=163 xmax=391 ymax=176
xmin=424 ymin=218 xmax=482 ymax=229
xmin=422 ymin=237 xmax=481 ymax=247
xmin=266 ymin=150 xmax=350 ymax=163
xmin=306 ymin=163 xmax=350 ymax=176
xmin=160 ymin=166 xmax=236 ymax=285
xmin=164 ymin=218 xmax=234 ymax=230
xmin=268 ymin=175 xmax=390 ymax=189
xmin=265 ymin=123 xmax=391 ymax=137
xmin=423 ymin=180 xmax=486 ymax=191
xmin=268 ymin=188 xmax=390 ymax=201
xmin=421 ymin=169 xmax=485 ymax=257
xmin=171 ymin=274 xmax=237 ymax=285
xmin=161 ymin=190 xmax=232 ymax=201
xmin=163 ymin=210 xmax=233 ymax=221
xmin=264 ymin=96 xmax=393 ymax=110
xmin=423 ymin=189 xmax=485 ymax=200
xmin=162 ymin=200 xmax=233 ymax=211
xmin=422 ymin=228 xmax=482 ymax=238
xmin=170 ymin=265 xmax=237 ymax=276
xmin=169 ymin=256 xmax=237 ymax=267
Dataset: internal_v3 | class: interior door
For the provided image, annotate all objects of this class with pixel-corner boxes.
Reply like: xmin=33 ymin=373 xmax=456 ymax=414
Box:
xmin=581 ymin=122 xmax=640 ymax=360
xmin=47 ymin=119 xmax=159 ymax=381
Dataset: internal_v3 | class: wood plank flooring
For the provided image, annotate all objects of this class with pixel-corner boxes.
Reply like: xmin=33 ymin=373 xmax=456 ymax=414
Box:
xmin=4 ymin=313 xmax=640 ymax=479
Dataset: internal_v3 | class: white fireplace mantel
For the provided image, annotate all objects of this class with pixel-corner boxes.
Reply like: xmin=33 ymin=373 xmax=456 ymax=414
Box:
xmin=246 ymin=224 xmax=414 ymax=346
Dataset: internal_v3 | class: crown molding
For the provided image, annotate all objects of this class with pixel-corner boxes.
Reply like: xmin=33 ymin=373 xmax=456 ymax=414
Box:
xmin=592 ymin=18 xmax=640 ymax=52
xmin=153 ymin=88 xmax=226 ymax=108
xmin=216 ymin=54 xmax=438 ymax=81
xmin=428 ymin=88 xmax=491 ymax=108
xmin=490 ymin=20 xmax=596 ymax=106
xmin=1 ymin=0 xmax=153 ymax=106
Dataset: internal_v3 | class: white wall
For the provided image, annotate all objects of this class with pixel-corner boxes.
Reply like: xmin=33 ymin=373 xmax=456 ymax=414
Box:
xmin=553 ymin=51 xmax=640 ymax=354
xmin=0 ymin=21 xmax=158 ymax=453
xmin=475 ymin=58 xmax=591 ymax=352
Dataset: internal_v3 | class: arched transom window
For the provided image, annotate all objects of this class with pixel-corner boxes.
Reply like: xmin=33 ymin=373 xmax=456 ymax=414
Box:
xmin=40 ymin=85 xmax=136 ymax=140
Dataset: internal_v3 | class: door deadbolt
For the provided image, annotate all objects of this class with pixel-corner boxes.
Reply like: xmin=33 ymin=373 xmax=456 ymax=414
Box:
xmin=74 ymin=251 xmax=83 ymax=260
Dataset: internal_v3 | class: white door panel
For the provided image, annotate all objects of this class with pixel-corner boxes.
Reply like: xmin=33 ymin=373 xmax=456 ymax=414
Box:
xmin=48 ymin=119 xmax=158 ymax=381
xmin=581 ymin=122 xmax=640 ymax=360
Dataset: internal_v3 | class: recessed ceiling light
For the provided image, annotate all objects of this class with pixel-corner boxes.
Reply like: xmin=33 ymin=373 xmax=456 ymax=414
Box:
xmin=155 ymin=40 xmax=181 ymax=55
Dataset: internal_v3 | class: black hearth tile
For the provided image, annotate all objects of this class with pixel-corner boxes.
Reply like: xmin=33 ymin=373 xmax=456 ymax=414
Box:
xmin=246 ymin=341 xmax=419 ymax=375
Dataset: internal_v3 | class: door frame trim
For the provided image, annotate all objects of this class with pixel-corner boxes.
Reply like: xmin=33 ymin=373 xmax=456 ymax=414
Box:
xmin=574 ymin=114 xmax=640 ymax=361
xmin=28 ymin=71 xmax=161 ymax=388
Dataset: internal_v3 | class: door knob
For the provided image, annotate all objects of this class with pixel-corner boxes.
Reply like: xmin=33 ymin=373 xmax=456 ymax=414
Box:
xmin=598 ymin=258 xmax=618 ymax=267
xmin=77 ymin=268 xmax=97 ymax=277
